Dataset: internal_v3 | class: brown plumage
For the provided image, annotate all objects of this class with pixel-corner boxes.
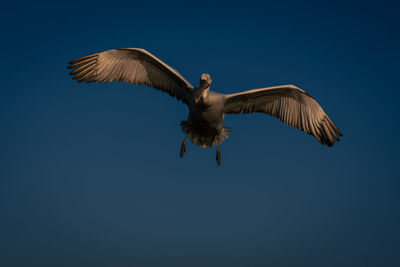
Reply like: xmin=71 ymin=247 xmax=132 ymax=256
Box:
xmin=68 ymin=48 xmax=193 ymax=104
xmin=224 ymin=85 xmax=342 ymax=146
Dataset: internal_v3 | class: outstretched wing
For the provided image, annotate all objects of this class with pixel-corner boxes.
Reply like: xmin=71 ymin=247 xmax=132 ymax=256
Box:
xmin=68 ymin=48 xmax=194 ymax=104
xmin=223 ymin=85 xmax=342 ymax=146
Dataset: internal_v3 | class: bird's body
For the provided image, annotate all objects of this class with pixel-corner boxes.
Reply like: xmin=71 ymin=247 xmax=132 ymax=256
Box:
xmin=184 ymin=90 xmax=227 ymax=148
xmin=68 ymin=48 xmax=342 ymax=165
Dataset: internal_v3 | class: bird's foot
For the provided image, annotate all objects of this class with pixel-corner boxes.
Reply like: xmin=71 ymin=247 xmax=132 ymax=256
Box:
xmin=180 ymin=133 xmax=188 ymax=159
xmin=216 ymin=146 xmax=221 ymax=166
xmin=180 ymin=143 xmax=186 ymax=158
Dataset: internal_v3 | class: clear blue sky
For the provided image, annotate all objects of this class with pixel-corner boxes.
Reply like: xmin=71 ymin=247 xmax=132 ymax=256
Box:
xmin=1 ymin=1 xmax=399 ymax=266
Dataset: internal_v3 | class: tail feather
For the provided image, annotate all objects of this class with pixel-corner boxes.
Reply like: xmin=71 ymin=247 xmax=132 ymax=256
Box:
xmin=181 ymin=121 xmax=230 ymax=148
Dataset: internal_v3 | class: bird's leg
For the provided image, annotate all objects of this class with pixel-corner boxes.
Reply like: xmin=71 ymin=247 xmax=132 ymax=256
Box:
xmin=180 ymin=132 xmax=188 ymax=158
xmin=216 ymin=144 xmax=221 ymax=166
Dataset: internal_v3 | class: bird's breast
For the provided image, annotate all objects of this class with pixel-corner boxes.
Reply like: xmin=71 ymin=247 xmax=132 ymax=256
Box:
xmin=188 ymin=103 xmax=224 ymax=130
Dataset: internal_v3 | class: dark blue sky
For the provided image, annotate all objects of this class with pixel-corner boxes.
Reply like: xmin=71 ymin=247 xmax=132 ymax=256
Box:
xmin=1 ymin=1 xmax=399 ymax=266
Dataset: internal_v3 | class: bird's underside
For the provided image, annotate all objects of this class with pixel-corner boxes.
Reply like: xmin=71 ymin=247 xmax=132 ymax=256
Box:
xmin=68 ymin=48 xmax=342 ymax=166
xmin=179 ymin=120 xmax=230 ymax=165
xmin=180 ymin=121 xmax=230 ymax=148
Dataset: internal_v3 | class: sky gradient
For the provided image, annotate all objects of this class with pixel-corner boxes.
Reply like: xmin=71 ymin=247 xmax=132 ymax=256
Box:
xmin=1 ymin=1 xmax=399 ymax=266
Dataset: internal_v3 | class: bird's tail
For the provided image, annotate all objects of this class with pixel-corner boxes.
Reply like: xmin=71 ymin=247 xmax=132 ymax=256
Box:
xmin=180 ymin=121 xmax=231 ymax=148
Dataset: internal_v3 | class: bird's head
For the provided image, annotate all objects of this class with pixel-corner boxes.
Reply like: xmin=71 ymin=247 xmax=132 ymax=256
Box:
xmin=195 ymin=73 xmax=212 ymax=103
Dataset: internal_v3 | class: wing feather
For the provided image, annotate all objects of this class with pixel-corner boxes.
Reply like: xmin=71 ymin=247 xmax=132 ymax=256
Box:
xmin=223 ymin=85 xmax=342 ymax=146
xmin=68 ymin=48 xmax=194 ymax=104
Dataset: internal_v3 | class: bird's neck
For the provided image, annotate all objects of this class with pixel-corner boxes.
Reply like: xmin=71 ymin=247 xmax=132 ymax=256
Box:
xmin=200 ymin=88 xmax=210 ymax=104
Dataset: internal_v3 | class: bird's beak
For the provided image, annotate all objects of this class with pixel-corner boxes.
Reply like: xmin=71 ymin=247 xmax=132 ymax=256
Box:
xmin=195 ymin=82 xmax=209 ymax=103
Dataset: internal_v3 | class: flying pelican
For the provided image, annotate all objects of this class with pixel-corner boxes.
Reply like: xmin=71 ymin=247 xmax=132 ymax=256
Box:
xmin=68 ymin=48 xmax=342 ymax=165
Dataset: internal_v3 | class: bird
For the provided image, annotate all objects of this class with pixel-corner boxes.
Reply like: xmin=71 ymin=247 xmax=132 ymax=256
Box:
xmin=68 ymin=48 xmax=342 ymax=166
